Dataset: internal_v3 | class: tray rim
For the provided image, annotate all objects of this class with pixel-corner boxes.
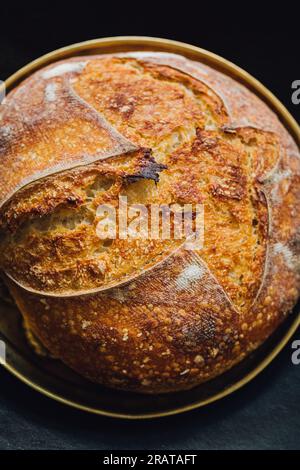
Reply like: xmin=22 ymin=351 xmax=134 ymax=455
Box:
xmin=2 ymin=311 xmax=300 ymax=419
xmin=2 ymin=36 xmax=300 ymax=419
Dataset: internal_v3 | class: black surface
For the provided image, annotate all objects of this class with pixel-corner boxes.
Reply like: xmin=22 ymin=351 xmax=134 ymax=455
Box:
xmin=0 ymin=3 xmax=299 ymax=450
xmin=1 ymin=3 xmax=299 ymax=123
xmin=0 ymin=332 xmax=299 ymax=450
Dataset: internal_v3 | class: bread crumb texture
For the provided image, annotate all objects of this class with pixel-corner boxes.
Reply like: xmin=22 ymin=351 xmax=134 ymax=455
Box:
xmin=0 ymin=54 xmax=299 ymax=393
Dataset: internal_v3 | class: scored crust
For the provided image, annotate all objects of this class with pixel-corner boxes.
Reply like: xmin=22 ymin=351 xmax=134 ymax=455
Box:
xmin=0 ymin=52 xmax=299 ymax=393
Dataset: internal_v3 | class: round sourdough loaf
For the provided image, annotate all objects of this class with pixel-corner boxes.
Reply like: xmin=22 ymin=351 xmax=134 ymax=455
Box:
xmin=0 ymin=52 xmax=299 ymax=393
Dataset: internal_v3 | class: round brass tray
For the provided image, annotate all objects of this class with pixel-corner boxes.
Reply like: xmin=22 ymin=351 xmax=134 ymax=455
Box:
xmin=1 ymin=36 xmax=300 ymax=419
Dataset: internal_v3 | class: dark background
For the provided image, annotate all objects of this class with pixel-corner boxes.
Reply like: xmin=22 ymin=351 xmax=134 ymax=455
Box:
xmin=1 ymin=3 xmax=299 ymax=122
xmin=0 ymin=2 xmax=299 ymax=450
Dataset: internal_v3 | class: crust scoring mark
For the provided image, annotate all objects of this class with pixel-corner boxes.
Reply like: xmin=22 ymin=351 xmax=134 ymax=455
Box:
xmin=0 ymin=73 xmax=139 ymax=211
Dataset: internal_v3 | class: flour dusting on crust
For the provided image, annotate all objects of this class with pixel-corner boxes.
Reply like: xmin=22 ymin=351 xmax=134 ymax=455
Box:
xmin=42 ymin=61 xmax=88 ymax=79
xmin=273 ymin=242 xmax=296 ymax=270
xmin=45 ymin=83 xmax=57 ymax=102
xmin=175 ymin=264 xmax=205 ymax=290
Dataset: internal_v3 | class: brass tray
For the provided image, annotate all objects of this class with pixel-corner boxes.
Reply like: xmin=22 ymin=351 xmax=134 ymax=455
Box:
xmin=1 ymin=36 xmax=300 ymax=419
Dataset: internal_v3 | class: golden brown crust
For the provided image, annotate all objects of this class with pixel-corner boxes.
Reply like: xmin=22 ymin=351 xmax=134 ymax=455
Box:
xmin=0 ymin=52 xmax=299 ymax=393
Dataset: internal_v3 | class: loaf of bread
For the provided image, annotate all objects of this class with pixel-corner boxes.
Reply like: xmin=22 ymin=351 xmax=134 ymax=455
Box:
xmin=0 ymin=52 xmax=299 ymax=393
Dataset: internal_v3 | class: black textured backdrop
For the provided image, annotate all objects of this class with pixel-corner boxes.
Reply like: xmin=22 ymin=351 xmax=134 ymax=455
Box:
xmin=0 ymin=2 xmax=299 ymax=450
